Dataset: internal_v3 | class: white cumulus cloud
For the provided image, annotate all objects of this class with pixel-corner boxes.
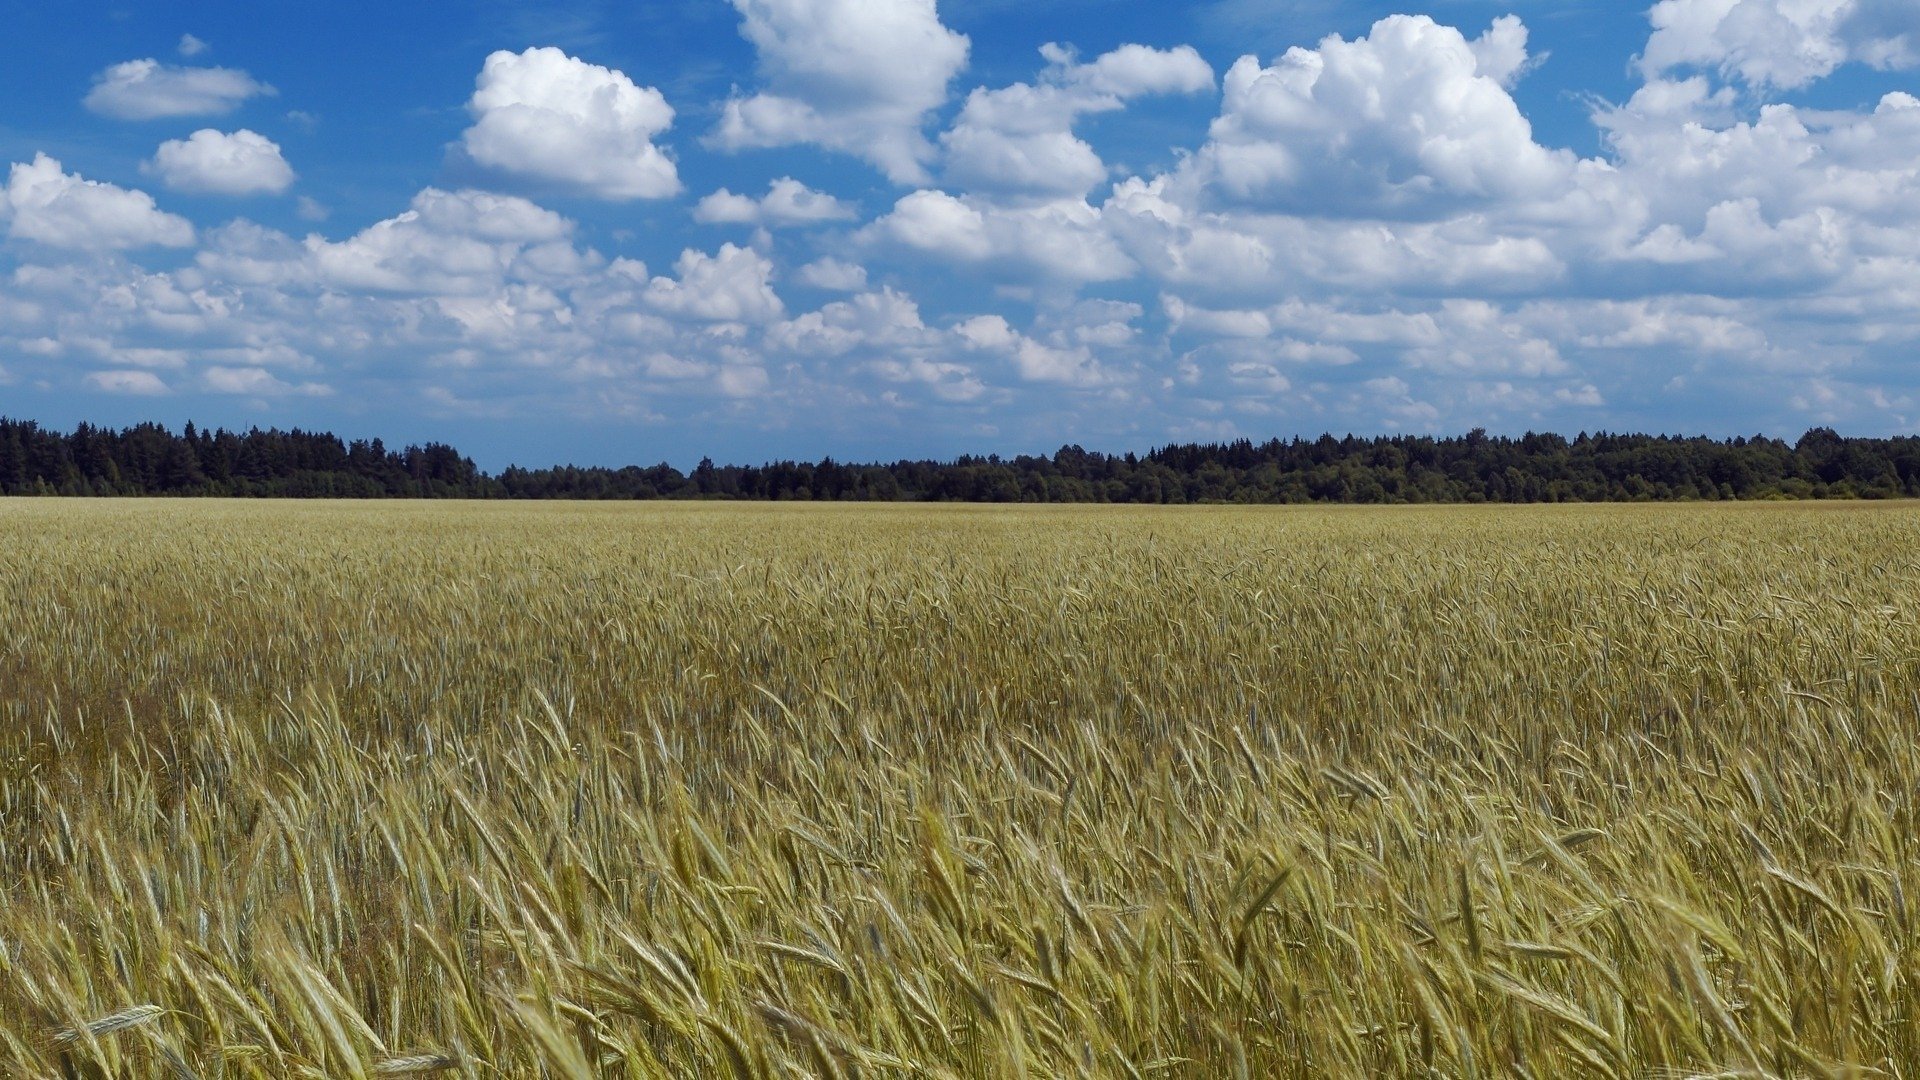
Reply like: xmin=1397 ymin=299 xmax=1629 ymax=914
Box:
xmin=643 ymin=243 xmax=785 ymax=323
xmin=941 ymin=43 xmax=1213 ymax=200
xmin=694 ymin=177 xmax=855 ymax=226
xmin=1187 ymin=15 xmax=1572 ymax=217
xmin=146 ymin=129 xmax=295 ymax=195
xmin=713 ymin=0 xmax=970 ymax=184
xmin=2 ymin=154 xmax=195 ymax=250
xmin=8 ymin=9 xmax=1920 ymax=443
xmin=956 ymin=313 xmax=1116 ymax=387
xmin=795 ymin=257 xmax=868 ymax=291
xmin=1641 ymin=0 xmax=1918 ymax=91
xmin=868 ymin=189 xmax=1134 ymax=283
xmin=303 ymin=187 xmax=582 ymax=296
xmin=772 ymin=287 xmax=988 ymax=401
xmin=462 ymin=46 xmax=680 ymax=200
xmin=84 ymin=59 xmax=273 ymax=120
xmin=1470 ymin=15 xmax=1541 ymax=88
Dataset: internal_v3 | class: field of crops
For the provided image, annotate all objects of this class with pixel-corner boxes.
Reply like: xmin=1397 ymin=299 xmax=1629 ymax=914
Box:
xmin=2 ymin=499 xmax=1918 ymax=1077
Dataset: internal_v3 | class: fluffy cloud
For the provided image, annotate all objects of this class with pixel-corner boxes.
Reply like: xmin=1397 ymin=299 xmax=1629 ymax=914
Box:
xmin=941 ymin=43 xmax=1213 ymax=200
xmin=873 ymin=190 xmax=991 ymax=260
xmin=772 ymin=287 xmax=929 ymax=355
xmin=1186 ymin=16 xmax=1572 ymax=217
xmin=84 ymin=60 xmax=273 ymax=120
xmin=1587 ymin=88 xmax=1920 ymax=297
xmin=7 ymin=7 xmax=1920 ymax=443
xmin=795 ymin=257 xmax=867 ymax=291
xmin=1641 ymin=0 xmax=1918 ymax=91
xmin=1080 ymin=10 xmax=1919 ymax=322
xmin=714 ymin=0 xmax=969 ymax=184
xmin=1097 ymin=175 xmax=1568 ymax=307
xmin=642 ymin=244 xmax=784 ymax=323
xmin=867 ymin=189 xmax=1134 ymax=283
xmin=1168 ymin=296 xmax=1567 ymax=378
xmin=768 ymin=287 xmax=1139 ymax=399
xmin=1469 ymin=15 xmax=1539 ymax=88
xmin=1064 ymin=42 xmax=1220 ymax=98
xmin=2 ymin=155 xmax=195 ymax=250
xmin=462 ymin=47 xmax=679 ymax=200
xmin=955 ymin=313 xmax=1117 ymax=387
xmin=769 ymin=287 xmax=987 ymax=401
xmin=5 ymin=186 xmax=1132 ymax=418
xmin=694 ymin=177 xmax=854 ymax=226
xmin=145 ymin=130 xmax=295 ymax=195
xmin=299 ymin=187 xmax=581 ymax=296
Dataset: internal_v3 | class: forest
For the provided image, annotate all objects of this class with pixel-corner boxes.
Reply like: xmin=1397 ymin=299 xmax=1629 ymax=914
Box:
xmin=3 ymin=417 xmax=1918 ymax=502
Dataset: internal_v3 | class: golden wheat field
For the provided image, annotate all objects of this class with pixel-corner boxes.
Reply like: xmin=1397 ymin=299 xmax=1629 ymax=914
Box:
xmin=3 ymin=498 xmax=1919 ymax=1078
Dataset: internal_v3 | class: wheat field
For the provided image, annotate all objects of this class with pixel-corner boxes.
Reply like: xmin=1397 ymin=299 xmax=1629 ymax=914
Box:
xmin=2 ymin=498 xmax=1918 ymax=1078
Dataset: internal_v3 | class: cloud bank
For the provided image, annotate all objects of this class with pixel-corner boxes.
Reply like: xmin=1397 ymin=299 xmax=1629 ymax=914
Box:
xmin=3 ymin=0 xmax=1918 ymax=454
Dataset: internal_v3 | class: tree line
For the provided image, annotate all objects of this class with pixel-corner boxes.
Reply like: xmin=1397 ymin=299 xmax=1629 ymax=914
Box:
xmin=3 ymin=417 xmax=1918 ymax=503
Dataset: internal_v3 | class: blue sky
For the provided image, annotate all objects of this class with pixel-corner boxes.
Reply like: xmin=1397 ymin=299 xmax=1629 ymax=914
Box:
xmin=0 ymin=1 xmax=1915 ymax=468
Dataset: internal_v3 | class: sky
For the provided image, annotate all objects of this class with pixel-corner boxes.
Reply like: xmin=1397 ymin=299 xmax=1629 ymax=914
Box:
xmin=0 ymin=1 xmax=1915 ymax=468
